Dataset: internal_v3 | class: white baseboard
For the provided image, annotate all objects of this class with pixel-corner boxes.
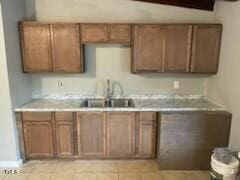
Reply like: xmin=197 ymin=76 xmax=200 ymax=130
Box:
xmin=0 ymin=159 xmax=23 ymax=168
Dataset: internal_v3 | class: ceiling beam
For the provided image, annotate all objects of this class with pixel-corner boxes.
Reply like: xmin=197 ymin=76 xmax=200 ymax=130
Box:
xmin=133 ymin=0 xmax=215 ymax=11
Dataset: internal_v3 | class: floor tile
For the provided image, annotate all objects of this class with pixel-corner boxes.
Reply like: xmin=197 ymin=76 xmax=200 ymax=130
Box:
xmin=0 ymin=171 xmax=6 ymax=180
xmin=118 ymin=161 xmax=139 ymax=173
xmin=141 ymin=172 xmax=163 ymax=180
xmin=4 ymin=173 xmax=29 ymax=180
xmin=185 ymin=171 xmax=210 ymax=180
xmin=97 ymin=162 xmax=118 ymax=173
xmin=138 ymin=160 xmax=158 ymax=172
xmin=50 ymin=172 xmax=74 ymax=180
xmin=96 ymin=173 xmax=118 ymax=180
xmin=73 ymin=173 xmax=96 ymax=180
xmin=18 ymin=163 xmax=36 ymax=173
xmin=119 ymin=173 xmax=141 ymax=180
xmin=28 ymin=173 xmax=51 ymax=180
xmin=75 ymin=161 xmax=100 ymax=173
xmin=32 ymin=161 xmax=58 ymax=173
xmin=54 ymin=161 xmax=76 ymax=173
xmin=160 ymin=171 xmax=186 ymax=180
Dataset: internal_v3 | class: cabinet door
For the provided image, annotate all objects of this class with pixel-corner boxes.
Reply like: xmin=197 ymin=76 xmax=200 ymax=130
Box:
xmin=81 ymin=24 xmax=108 ymax=43
xmin=165 ymin=25 xmax=192 ymax=72
xmin=132 ymin=25 xmax=165 ymax=72
xmin=158 ymin=112 xmax=231 ymax=170
xmin=191 ymin=25 xmax=222 ymax=73
xmin=55 ymin=112 xmax=75 ymax=157
xmin=137 ymin=112 xmax=157 ymax=158
xmin=109 ymin=24 xmax=131 ymax=43
xmin=51 ymin=24 xmax=83 ymax=73
xmin=107 ymin=112 xmax=136 ymax=158
xmin=77 ymin=112 xmax=106 ymax=157
xmin=23 ymin=121 xmax=54 ymax=158
xmin=20 ymin=23 xmax=52 ymax=72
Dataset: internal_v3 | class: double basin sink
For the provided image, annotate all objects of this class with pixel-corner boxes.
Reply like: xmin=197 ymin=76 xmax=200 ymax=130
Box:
xmin=81 ymin=99 xmax=135 ymax=108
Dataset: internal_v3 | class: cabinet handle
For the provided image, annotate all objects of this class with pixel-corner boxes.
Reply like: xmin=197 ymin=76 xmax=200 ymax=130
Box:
xmin=210 ymin=172 xmax=217 ymax=180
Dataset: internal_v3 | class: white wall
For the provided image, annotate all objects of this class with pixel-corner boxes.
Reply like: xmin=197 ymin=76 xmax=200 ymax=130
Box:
xmin=0 ymin=2 xmax=19 ymax=162
xmin=34 ymin=0 xmax=216 ymax=23
xmin=30 ymin=0 xmax=217 ymax=96
xmin=207 ymin=1 xmax=240 ymax=151
xmin=0 ymin=0 xmax=32 ymax=164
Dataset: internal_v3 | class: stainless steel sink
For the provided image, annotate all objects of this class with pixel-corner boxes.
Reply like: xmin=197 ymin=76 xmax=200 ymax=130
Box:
xmin=82 ymin=99 xmax=135 ymax=108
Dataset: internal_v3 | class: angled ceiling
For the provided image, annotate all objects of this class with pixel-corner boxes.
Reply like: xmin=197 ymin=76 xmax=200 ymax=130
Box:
xmin=134 ymin=0 xmax=215 ymax=11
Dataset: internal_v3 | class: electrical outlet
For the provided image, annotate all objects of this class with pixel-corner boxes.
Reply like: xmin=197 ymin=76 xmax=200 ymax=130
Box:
xmin=174 ymin=81 xmax=180 ymax=89
xmin=58 ymin=81 xmax=63 ymax=87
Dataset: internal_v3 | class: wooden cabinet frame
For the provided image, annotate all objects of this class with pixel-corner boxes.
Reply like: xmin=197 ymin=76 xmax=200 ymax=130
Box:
xmin=20 ymin=22 xmax=84 ymax=73
xmin=20 ymin=22 xmax=222 ymax=74
xmin=81 ymin=24 xmax=132 ymax=44
xmin=77 ymin=112 xmax=107 ymax=158
xmin=20 ymin=23 xmax=53 ymax=73
xmin=54 ymin=112 xmax=76 ymax=157
xmin=23 ymin=121 xmax=55 ymax=158
xmin=19 ymin=111 xmax=157 ymax=160
xmin=106 ymin=112 xmax=136 ymax=158
xmin=157 ymin=111 xmax=232 ymax=170
xmin=136 ymin=112 xmax=157 ymax=158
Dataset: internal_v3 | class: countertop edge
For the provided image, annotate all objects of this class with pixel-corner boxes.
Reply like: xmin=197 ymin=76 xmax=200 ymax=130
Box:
xmin=15 ymin=107 xmax=226 ymax=112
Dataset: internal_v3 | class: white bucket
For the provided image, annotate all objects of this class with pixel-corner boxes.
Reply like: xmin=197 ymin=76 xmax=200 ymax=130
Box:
xmin=211 ymin=154 xmax=239 ymax=180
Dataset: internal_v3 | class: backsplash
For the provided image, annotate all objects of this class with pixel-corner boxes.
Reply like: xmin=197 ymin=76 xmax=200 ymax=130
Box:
xmin=32 ymin=93 xmax=205 ymax=100
xmin=32 ymin=45 xmax=208 ymax=96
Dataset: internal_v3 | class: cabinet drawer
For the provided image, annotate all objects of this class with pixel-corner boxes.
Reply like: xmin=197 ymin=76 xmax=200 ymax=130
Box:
xmin=81 ymin=24 xmax=108 ymax=43
xmin=55 ymin=112 xmax=73 ymax=121
xmin=109 ymin=24 xmax=131 ymax=43
xmin=22 ymin=112 xmax=52 ymax=121
xmin=139 ymin=112 xmax=157 ymax=121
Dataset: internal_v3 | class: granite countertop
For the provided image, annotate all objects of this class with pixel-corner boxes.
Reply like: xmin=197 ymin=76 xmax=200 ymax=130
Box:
xmin=15 ymin=94 xmax=225 ymax=112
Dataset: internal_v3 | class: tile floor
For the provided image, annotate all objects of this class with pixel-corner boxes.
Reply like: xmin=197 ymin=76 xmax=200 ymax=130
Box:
xmin=0 ymin=160 xmax=210 ymax=180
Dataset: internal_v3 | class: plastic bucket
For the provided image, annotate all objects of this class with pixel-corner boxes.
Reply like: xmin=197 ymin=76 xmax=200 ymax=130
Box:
xmin=211 ymin=154 xmax=239 ymax=180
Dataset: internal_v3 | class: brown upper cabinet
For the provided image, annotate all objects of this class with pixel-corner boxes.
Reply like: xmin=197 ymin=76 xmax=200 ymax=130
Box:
xmin=81 ymin=24 xmax=108 ymax=43
xmin=191 ymin=25 xmax=222 ymax=73
xmin=132 ymin=25 xmax=166 ymax=72
xmin=132 ymin=24 xmax=222 ymax=73
xmin=51 ymin=24 xmax=83 ymax=73
xmin=20 ymin=23 xmax=52 ymax=72
xmin=20 ymin=22 xmax=83 ymax=73
xmin=132 ymin=25 xmax=192 ymax=73
xmin=109 ymin=24 xmax=131 ymax=43
xmin=164 ymin=25 xmax=192 ymax=72
xmin=20 ymin=22 xmax=222 ymax=74
xmin=81 ymin=24 xmax=131 ymax=44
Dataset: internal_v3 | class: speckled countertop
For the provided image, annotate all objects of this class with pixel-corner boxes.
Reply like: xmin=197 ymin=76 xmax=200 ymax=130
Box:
xmin=15 ymin=94 xmax=225 ymax=112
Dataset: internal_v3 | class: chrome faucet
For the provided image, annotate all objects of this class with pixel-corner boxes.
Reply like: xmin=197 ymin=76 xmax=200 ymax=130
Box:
xmin=105 ymin=79 xmax=124 ymax=100
xmin=106 ymin=79 xmax=112 ymax=100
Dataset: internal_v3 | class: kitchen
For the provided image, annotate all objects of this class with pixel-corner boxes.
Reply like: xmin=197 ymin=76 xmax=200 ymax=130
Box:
xmin=0 ymin=0 xmax=240 ymax=180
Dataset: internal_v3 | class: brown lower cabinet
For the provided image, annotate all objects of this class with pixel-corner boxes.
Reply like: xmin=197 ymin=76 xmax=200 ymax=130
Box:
xmin=107 ymin=112 xmax=136 ymax=158
xmin=20 ymin=110 xmax=231 ymax=170
xmin=23 ymin=122 xmax=54 ymax=158
xmin=157 ymin=111 xmax=232 ymax=170
xmin=55 ymin=112 xmax=75 ymax=157
xmin=77 ymin=112 xmax=106 ymax=157
xmin=137 ymin=112 xmax=157 ymax=158
xmin=21 ymin=111 xmax=157 ymax=160
xmin=22 ymin=112 xmax=54 ymax=159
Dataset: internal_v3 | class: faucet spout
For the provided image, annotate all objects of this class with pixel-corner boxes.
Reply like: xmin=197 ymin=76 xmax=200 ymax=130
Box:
xmin=106 ymin=79 xmax=112 ymax=100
